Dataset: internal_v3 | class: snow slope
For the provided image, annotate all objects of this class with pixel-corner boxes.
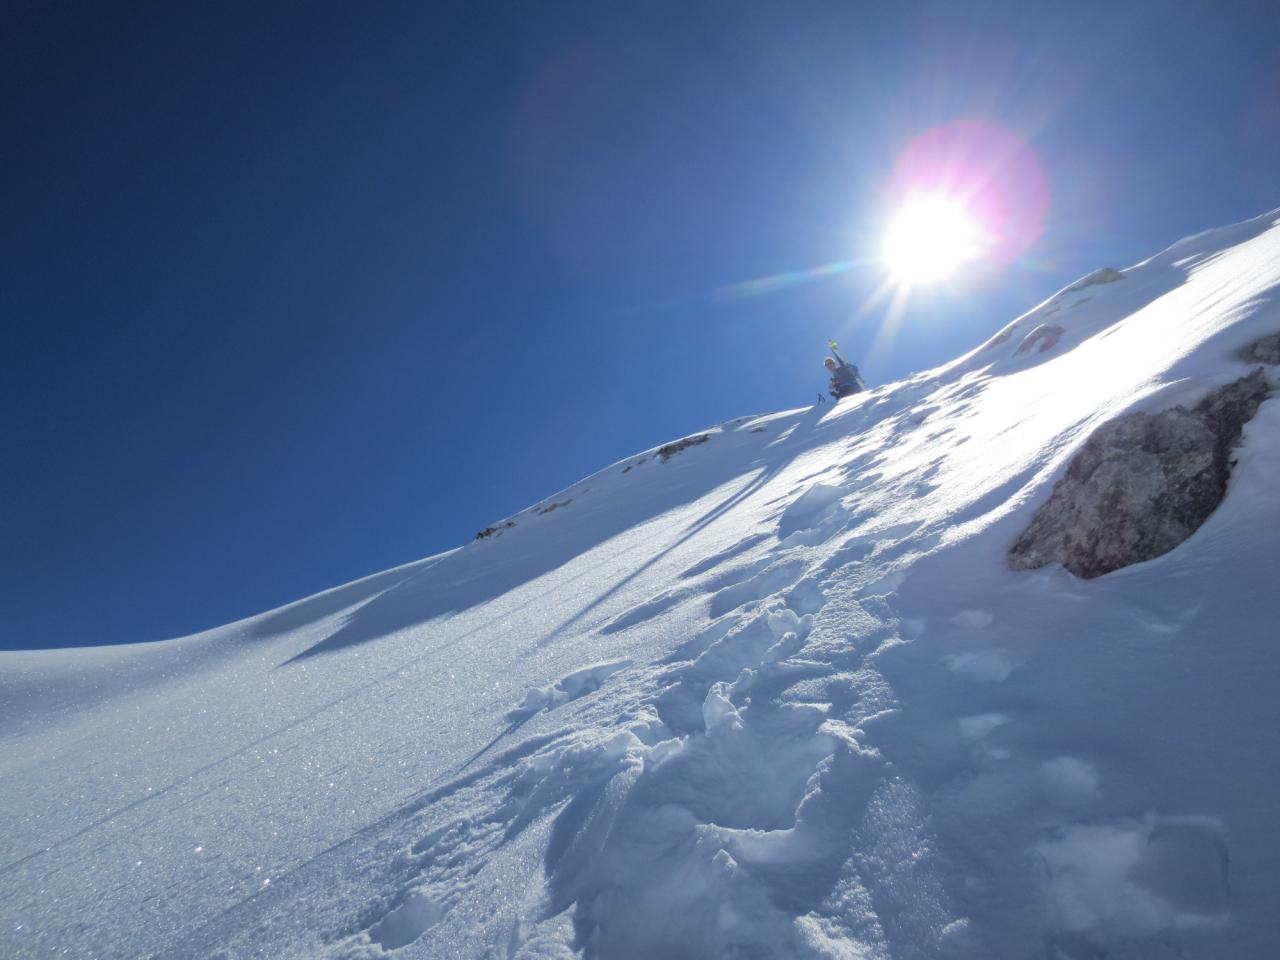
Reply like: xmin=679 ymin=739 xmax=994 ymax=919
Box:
xmin=4 ymin=209 xmax=1280 ymax=959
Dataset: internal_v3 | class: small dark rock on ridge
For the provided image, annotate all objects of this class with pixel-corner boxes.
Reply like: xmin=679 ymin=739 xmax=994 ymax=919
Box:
xmin=475 ymin=520 xmax=516 ymax=541
xmin=1008 ymin=369 xmax=1270 ymax=578
xmin=657 ymin=434 xmax=710 ymax=461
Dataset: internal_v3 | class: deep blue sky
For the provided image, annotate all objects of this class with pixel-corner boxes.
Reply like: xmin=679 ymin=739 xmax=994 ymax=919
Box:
xmin=4 ymin=1 xmax=1277 ymax=649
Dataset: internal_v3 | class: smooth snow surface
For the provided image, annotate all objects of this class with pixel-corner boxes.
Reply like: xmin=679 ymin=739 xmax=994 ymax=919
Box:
xmin=4 ymin=209 xmax=1280 ymax=959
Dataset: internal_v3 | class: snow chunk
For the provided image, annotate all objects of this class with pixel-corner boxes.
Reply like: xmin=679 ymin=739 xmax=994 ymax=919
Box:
xmin=1015 ymin=323 xmax=1065 ymax=356
xmin=702 ymin=681 xmax=744 ymax=734
xmin=505 ymin=660 xmax=631 ymax=724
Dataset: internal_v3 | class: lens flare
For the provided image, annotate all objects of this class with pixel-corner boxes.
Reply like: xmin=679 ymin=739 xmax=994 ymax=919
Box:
xmin=883 ymin=119 xmax=1049 ymax=283
xmin=883 ymin=195 xmax=982 ymax=285
xmin=713 ymin=259 xmax=861 ymax=301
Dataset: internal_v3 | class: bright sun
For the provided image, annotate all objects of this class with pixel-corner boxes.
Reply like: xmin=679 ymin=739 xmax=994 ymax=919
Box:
xmin=883 ymin=195 xmax=982 ymax=286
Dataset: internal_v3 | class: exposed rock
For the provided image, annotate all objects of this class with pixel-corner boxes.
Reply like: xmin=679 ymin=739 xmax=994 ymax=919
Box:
xmin=657 ymin=433 xmax=710 ymax=461
xmin=1008 ymin=369 xmax=1269 ymax=578
xmin=1239 ymin=332 xmax=1280 ymax=364
xmin=474 ymin=519 xmax=516 ymax=541
xmin=1016 ymin=323 xmax=1066 ymax=356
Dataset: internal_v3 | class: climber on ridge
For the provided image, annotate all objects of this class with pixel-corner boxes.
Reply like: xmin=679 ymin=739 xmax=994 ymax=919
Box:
xmin=825 ymin=340 xmax=866 ymax=399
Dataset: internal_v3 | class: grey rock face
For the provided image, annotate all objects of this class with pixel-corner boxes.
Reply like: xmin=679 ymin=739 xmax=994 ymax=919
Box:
xmin=1008 ymin=369 xmax=1270 ymax=578
xmin=1239 ymin=332 xmax=1280 ymax=365
xmin=657 ymin=433 xmax=710 ymax=461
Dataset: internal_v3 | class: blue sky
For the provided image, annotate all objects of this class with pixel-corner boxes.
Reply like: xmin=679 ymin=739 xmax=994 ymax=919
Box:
xmin=4 ymin=0 xmax=1278 ymax=649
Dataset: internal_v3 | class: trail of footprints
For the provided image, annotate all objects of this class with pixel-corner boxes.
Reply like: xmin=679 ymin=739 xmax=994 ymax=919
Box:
xmin=331 ymin=476 xmax=1231 ymax=958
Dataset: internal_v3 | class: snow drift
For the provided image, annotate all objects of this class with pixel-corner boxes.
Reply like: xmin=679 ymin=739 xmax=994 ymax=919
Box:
xmin=3 ymin=209 xmax=1280 ymax=960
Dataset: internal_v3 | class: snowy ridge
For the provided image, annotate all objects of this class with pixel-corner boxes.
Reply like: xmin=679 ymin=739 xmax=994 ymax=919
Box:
xmin=3 ymin=210 xmax=1280 ymax=959
xmin=967 ymin=206 xmax=1280 ymax=379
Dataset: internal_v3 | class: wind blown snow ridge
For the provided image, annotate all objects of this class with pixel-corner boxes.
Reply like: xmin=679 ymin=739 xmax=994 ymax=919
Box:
xmin=3 ymin=210 xmax=1280 ymax=959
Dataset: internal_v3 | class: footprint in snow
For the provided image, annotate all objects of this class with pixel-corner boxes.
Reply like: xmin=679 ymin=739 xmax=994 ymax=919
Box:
xmin=777 ymin=483 xmax=850 ymax=543
xmin=956 ymin=713 xmax=1010 ymax=740
xmin=708 ymin=559 xmax=807 ymax=618
xmin=1040 ymin=756 xmax=1100 ymax=809
xmin=943 ymin=650 xmax=1018 ymax=683
xmin=368 ymin=889 xmax=448 ymax=950
xmin=956 ymin=713 xmax=1013 ymax=762
xmin=1039 ymin=814 xmax=1230 ymax=953
xmin=504 ymin=660 xmax=631 ymax=724
xmin=951 ymin=608 xmax=995 ymax=629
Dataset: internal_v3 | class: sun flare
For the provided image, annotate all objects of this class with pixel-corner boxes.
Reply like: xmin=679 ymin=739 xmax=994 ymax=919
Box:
xmin=883 ymin=195 xmax=982 ymax=286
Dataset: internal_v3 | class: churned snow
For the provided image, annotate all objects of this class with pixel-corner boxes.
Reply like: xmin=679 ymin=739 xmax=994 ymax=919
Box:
xmin=3 ymin=209 xmax=1280 ymax=959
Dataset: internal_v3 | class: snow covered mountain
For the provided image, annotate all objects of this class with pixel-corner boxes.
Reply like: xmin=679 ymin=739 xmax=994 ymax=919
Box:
xmin=4 ymin=208 xmax=1280 ymax=960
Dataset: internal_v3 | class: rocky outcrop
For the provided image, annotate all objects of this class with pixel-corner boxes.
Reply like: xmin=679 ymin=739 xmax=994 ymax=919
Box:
xmin=1008 ymin=369 xmax=1270 ymax=578
xmin=475 ymin=519 xmax=516 ymax=540
xmin=1239 ymin=332 xmax=1280 ymax=365
xmin=658 ymin=433 xmax=710 ymax=461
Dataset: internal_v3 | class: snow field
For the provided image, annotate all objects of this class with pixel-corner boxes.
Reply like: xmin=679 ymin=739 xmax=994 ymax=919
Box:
xmin=3 ymin=209 xmax=1280 ymax=958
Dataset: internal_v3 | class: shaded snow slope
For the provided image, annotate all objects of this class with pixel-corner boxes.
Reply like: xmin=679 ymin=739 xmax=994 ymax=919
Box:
xmin=3 ymin=209 xmax=1280 ymax=959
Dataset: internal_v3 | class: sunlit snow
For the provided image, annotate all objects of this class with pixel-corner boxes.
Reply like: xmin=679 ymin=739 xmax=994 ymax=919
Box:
xmin=3 ymin=210 xmax=1280 ymax=959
